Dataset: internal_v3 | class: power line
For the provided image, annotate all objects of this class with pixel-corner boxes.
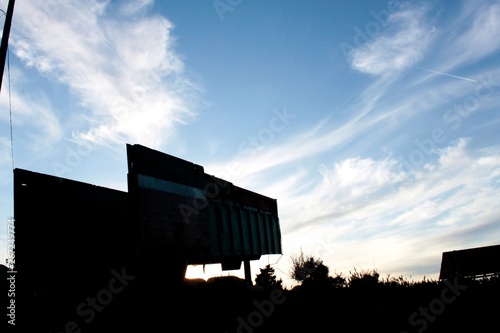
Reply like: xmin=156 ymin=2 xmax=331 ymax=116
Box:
xmin=8 ymin=47 xmax=13 ymax=169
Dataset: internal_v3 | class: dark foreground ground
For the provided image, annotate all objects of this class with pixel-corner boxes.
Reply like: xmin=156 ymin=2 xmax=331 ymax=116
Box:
xmin=4 ymin=272 xmax=499 ymax=333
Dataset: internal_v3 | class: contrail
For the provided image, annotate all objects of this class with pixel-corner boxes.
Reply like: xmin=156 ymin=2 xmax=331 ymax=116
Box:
xmin=415 ymin=67 xmax=478 ymax=82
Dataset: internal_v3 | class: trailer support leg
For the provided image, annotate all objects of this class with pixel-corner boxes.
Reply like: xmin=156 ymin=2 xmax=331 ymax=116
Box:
xmin=244 ymin=259 xmax=252 ymax=285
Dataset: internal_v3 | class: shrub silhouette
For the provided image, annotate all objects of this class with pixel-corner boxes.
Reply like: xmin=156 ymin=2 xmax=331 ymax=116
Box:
xmin=348 ymin=268 xmax=380 ymax=289
xmin=327 ymin=273 xmax=347 ymax=288
xmin=255 ymin=264 xmax=283 ymax=289
xmin=289 ymin=249 xmax=330 ymax=285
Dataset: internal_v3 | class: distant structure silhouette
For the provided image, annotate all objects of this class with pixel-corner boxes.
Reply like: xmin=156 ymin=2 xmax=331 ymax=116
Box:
xmin=439 ymin=244 xmax=500 ymax=280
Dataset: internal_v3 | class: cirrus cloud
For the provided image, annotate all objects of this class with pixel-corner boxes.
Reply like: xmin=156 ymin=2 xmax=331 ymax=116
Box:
xmin=349 ymin=4 xmax=435 ymax=76
xmin=10 ymin=0 xmax=200 ymax=149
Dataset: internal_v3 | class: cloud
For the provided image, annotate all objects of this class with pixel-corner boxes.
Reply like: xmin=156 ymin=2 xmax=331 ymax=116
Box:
xmin=0 ymin=81 xmax=63 ymax=154
xmin=349 ymin=4 xmax=434 ymax=76
xmin=119 ymin=0 xmax=154 ymax=16
xmin=401 ymin=0 xmax=500 ymax=87
xmin=10 ymin=0 xmax=200 ymax=149
xmin=260 ymin=0 xmax=500 ymax=280
xmin=201 ymin=0 xmax=500 ymax=281
xmin=276 ymin=139 xmax=500 ymax=278
xmin=203 ymin=80 xmax=398 ymax=187
xmin=439 ymin=1 xmax=500 ymax=69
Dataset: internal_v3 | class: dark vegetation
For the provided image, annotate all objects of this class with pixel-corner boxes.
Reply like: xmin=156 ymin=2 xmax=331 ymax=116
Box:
xmin=181 ymin=253 xmax=499 ymax=333
xmin=3 ymin=253 xmax=499 ymax=333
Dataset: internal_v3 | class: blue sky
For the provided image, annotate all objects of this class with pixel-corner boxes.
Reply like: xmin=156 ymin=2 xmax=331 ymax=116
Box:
xmin=0 ymin=0 xmax=499 ymax=287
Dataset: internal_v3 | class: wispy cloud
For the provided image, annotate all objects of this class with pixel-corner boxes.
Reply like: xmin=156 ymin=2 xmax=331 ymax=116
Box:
xmin=275 ymin=139 xmax=500 ymax=279
xmin=262 ymin=1 xmax=500 ymax=280
xmin=440 ymin=1 xmax=500 ymax=69
xmin=10 ymin=0 xmax=200 ymax=149
xmin=349 ymin=3 xmax=434 ymax=76
xmin=0 ymin=79 xmax=63 ymax=154
xmin=118 ymin=0 xmax=154 ymax=16
xmin=204 ymin=75 xmax=398 ymax=186
xmin=204 ymin=4 xmax=444 ymax=184
xmin=3 ymin=0 xmax=498 ymax=284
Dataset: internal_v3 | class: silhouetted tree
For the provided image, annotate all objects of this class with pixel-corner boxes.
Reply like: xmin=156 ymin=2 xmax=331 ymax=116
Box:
xmin=289 ymin=249 xmax=330 ymax=284
xmin=255 ymin=264 xmax=283 ymax=289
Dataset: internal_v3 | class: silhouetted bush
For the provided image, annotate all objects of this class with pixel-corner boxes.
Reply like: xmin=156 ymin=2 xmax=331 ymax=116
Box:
xmin=348 ymin=268 xmax=380 ymax=289
xmin=289 ymin=249 xmax=330 ymax=285
xmin=327 ymin=273 xmax=347 ymax=288
xmin=16 ymin=261 xmax=499 ymax=332
xmin=255 ymin=264 xmax=283 ymax=290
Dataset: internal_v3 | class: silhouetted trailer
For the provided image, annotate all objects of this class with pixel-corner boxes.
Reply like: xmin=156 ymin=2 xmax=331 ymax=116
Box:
xmin=14 ymin=168 xmax=133 ymax=279
xmin=439 ymin=244 xmax=500 ymax=280
xmin=127 ymin=144 xmax=282 ymax=278
xmin=13 ymin=168 xmax=133 ymax=331
xmin=14 ymin=144 xmax=281 ymax=285
xmin=13 ymin=144 xmax=282 ymax=331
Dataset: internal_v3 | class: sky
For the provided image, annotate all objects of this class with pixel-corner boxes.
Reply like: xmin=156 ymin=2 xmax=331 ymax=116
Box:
xmin=0 ymin=0 xmax=499 ymax=288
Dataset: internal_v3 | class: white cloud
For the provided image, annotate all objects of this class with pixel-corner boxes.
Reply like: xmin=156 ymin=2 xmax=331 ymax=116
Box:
xmin=401 ymin=1 xmax=500 ymax=87
xmin=203 ymin=78 xmax=398 ymax=187
xmin=199 ymin=0 xmax=500 ymax=281
xmin=119 ymin=0 xmax=154 ymax=16
xmin=257 ymin=139 xmax=500 ymax=281
xmin=439 ymin=1 xmax=500 ymax=69
xmin=0 ymin=85 xmax=63 ymax=154
xmin=10 ymin=0 xmax=199 ymax=149
xmin=320 ymin=157 xmax=405 ymax=196
xmin=349 ymin=4 xmax=434 ymax=76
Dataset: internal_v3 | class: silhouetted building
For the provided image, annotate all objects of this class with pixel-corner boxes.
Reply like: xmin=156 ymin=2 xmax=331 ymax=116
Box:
xmin=439 ymin=244 xmax=500 ymax=280
xmin=13 ymin=143 xmax=282 ymax=332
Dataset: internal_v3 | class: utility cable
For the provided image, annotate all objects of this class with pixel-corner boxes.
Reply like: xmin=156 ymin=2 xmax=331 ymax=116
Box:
xmin=8 ymin=46 xmax=13 ymax=169
xmin=0 ymin=8 xmax=14 ymax=169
